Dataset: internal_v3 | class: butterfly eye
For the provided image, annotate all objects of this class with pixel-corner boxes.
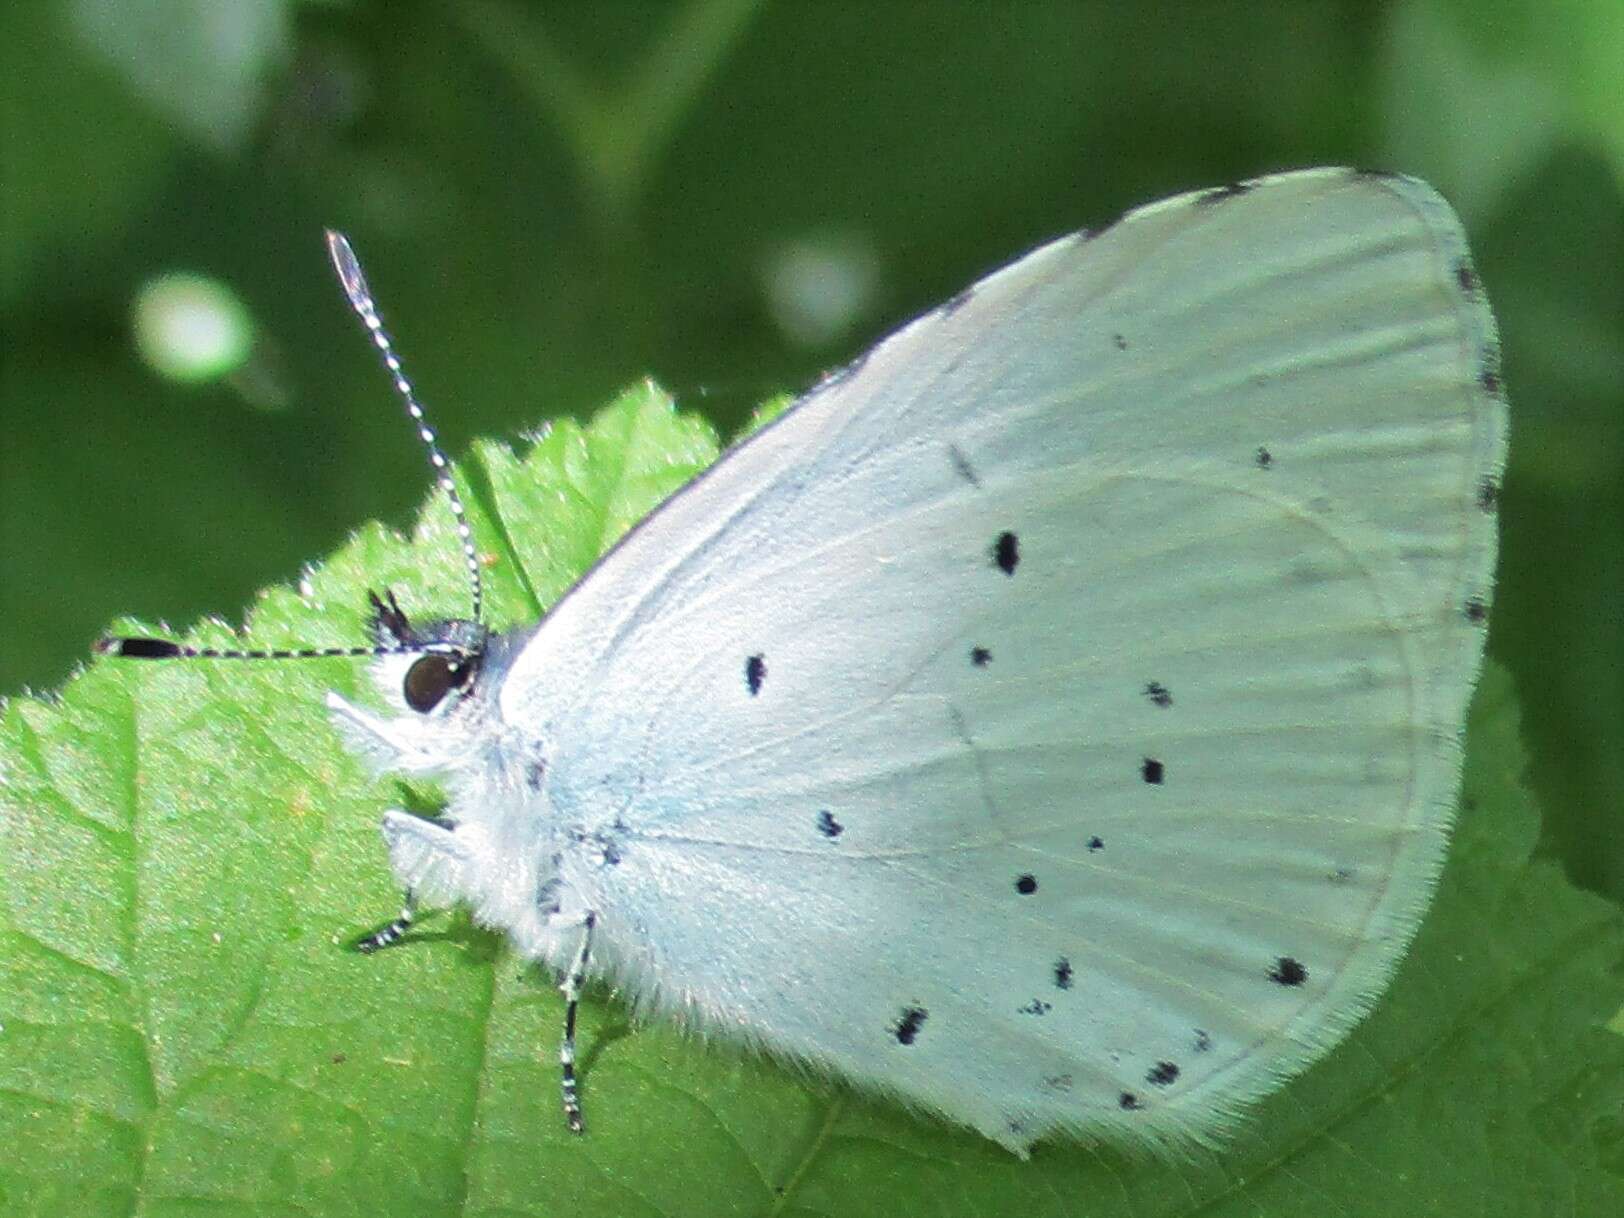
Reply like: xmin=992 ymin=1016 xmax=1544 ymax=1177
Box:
xmin=402 ymin=654 xmax=470 ymax=713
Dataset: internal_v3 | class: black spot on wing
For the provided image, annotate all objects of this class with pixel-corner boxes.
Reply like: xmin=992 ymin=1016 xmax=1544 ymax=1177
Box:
xmin=970 ymin=646 xmax=992 ymax=667
xmin=817 ymin=809 xmax=843 ymax=839
xmin=1053 ymin=958 xmax=1074 ymax=989
xmin=1477 ymin=478 xmax=1500 ymax=512
xmin=1141 ymin=758 xmax=1164 ymax=785
xmin=1194 ymin=1029 xmax=1213 ymax=1052
xmin=949 ymin=444 xmax=981 ymax=487
xmin=1147 ymin=1061 xmax=1180 ymax=1086
xmin=1196 ymin=181 xmax=1252 ymax=206
xmin=894 ymin=1006 xmax=928 ymax=1045
xmin=1144 ymin=681 xmax=1172 ymax=708
xmin=1464 ymin=597 xmax=1488 ymax=624
xmin=1014 ymin=873 xmax=1038 ymax=895
xmin=1087 ymin=835 xmax=1104 ymax=852
xmin=1255 ymin=446 xmax=1273 ymax=469
xmin=1455 ymin=259 xmax=1479 ymax=297
xmin=993 ymin=531 xmax=1019 ymax=575
xmin=1269 ymin=956 xmax=1308 ymax=986
xmin=1018 ymin=998 xmax=1052 ymax=1016
xmin=1480 ymin=366 xmax=1502 ymax=396
xmin=1119 ymin=1091 xmax=1144 ymax=1111
xmin=745 ymin=653 xmax=767 ymax=695
xmin=1112 ymin=332 xmax=1128 ymax=350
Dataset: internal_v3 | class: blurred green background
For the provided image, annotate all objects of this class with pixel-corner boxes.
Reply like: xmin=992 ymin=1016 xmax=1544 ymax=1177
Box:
xmin=2 ymin=0 xmax=1621 ymax=921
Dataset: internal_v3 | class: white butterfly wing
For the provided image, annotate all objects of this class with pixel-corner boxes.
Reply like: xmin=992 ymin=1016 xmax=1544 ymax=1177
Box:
xmin=499 ymin=169 xmax=1505 ymax=1152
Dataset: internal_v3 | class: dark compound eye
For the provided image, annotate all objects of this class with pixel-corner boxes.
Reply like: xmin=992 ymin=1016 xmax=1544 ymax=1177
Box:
xmin=403 ymin=654 xmax=470 ymax=713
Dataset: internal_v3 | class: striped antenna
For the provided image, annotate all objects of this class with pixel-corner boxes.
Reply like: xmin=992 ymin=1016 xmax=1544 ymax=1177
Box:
xmin=97 ymin=235 xmax=489 ymax=666
xmin=96 ymin=589 xmax=476 ymax=664
xmin=325 ymin=230 xmax=484 ymax=624
xmin=94 ymin=637 xmax=457 ymax=661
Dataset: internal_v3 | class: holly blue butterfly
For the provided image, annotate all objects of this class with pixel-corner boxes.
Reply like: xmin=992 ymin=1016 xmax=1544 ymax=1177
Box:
xmin=103 ymin=167 xmax=1506 ymax=1156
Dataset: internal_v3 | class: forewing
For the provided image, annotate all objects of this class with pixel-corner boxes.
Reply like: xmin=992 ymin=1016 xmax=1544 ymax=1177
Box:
xmin=501 ymin=169 xmax=1505 ymax=1150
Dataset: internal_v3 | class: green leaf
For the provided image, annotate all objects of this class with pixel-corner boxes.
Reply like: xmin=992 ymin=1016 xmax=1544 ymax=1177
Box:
xmin=3 ymin=384 xmax=1622 ymax=1216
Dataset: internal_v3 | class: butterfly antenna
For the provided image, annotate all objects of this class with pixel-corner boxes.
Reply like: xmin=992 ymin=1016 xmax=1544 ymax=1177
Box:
xmin=324 ymin=230 xmax=484 ymax=625
xmin=96 ymin=234 xmax=487 ymax=665
xmin=93 ymin=636 xmax=453 ymax=662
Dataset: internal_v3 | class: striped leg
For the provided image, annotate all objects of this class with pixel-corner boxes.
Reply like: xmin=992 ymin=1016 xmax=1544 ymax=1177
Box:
xmin=354 ymin=891 xmax=416 ymax=954
xmin=558 ymin=912 xmax=597 ymax=1134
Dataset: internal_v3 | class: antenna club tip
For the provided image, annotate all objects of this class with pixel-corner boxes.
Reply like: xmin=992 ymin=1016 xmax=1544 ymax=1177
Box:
xmin=325 ymin=230 xmax=369 ymax=304
xmin=97 ymin=637 xmax=184 ymax=659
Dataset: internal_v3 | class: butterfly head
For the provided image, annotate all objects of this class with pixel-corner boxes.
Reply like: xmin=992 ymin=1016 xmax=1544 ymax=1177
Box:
xmin=274 ymin=586 xmax=498 ymax=778
xmin=363 ymin=588 xmax=488 ymax=718
xmin=97 ymin=231 xmax=500 ymax=774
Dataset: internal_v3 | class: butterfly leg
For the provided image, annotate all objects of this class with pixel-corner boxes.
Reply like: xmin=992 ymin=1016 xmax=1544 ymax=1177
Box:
xmin=353 ymin=811 xmax=464 ymax=952
xmin=353 ymin=891 xmax=418 ymax=954
xmin=549 ymin=910 xmax=598 ymax=1134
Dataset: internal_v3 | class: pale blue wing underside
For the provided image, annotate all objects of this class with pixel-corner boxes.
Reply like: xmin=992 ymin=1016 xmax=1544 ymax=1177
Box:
xmin=495 ymin=169 xmax=1505 ymax=1152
